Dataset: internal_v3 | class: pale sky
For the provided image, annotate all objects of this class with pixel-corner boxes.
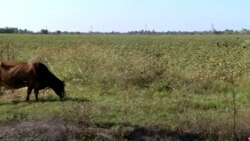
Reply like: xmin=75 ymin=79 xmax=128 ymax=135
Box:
xmin=0 ymin=0 xmax=249 ymax=32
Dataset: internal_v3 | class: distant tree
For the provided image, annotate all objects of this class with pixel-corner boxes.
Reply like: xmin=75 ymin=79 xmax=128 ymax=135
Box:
xmin=0 ymin=28 xmax=5 ymax=33
xmin=56 ymin=30 xmax=61 ymax=34
xmin=240 ymin=28 xmax=249 ymax=34
xmin=41 ymin=29 xmax=49 ymax=34
xmin=224 ymin=29 xmax=234 ymax=34
xmin=18 ymin=28 xmax=30 ymax=34
xmin=0 ymin=27 xmax=18 ymax=33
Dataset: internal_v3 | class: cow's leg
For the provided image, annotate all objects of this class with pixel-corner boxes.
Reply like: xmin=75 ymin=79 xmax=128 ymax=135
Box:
xmin=26 ymin=87 xmax=33 ymax=101
xmin=34 ymin=89 xmax=39 ymax=101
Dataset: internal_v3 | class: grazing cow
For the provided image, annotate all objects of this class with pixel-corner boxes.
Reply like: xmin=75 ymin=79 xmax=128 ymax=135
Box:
xmin=0 ymin=61 xmax=65 ymax=101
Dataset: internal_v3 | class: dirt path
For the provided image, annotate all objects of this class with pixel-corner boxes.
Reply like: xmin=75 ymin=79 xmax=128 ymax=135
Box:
xmin=0 ymin=119 xmax=203 ymax=141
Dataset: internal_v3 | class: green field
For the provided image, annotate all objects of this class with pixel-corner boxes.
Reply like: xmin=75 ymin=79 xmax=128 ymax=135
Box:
xmin=0 ymin=34 xmax=250 ymax=140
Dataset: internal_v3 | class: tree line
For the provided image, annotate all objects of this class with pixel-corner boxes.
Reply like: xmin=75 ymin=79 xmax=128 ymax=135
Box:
xmin=0 ymin=27 xmax=250 ymax=35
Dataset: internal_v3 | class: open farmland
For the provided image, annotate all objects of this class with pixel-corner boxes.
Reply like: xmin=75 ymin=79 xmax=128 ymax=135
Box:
xmin=0 ymin=34 xmax=250 ymax=140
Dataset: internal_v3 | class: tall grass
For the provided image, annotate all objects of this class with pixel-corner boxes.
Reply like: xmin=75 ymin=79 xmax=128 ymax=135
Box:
xmin=0 ymin=34 xmax=250 ymax=140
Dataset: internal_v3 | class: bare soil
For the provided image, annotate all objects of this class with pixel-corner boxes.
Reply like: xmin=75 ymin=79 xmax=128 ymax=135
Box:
xmin=0 ymin=119 xmax=204 ymax=141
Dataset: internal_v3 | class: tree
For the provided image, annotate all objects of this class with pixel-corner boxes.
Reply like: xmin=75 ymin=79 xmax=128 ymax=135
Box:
xmin=55 ymin=30 xmax=61 ymax=34
xmin=41 ymin=29 xmax=49 ymax=34
xmin=0 ymin=27 xmax=18 ymax=33
xmin=240 ymin=28 xmax=249 ymax=34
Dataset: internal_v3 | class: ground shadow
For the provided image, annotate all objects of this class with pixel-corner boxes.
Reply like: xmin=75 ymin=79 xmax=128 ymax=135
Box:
xmin=0 ymin=96 xmax=90 ymax=106
xmin=124 ymin=126 xmax=201 ymax=141
xmin=94 ymin=121 xmax=202 ymax=141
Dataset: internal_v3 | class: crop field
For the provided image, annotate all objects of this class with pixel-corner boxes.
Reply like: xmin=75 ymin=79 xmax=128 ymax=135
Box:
xmin=0 ymin=34 xmax=250 ymax=140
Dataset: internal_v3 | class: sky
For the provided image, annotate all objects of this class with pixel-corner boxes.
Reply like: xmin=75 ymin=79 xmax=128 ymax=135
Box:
xmin=0 ymin=0 xmax=249 ymax=32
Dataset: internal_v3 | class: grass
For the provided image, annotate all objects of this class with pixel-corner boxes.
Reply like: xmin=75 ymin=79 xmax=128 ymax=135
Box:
xmin=0 ymin=34 xmax=250 ymax=140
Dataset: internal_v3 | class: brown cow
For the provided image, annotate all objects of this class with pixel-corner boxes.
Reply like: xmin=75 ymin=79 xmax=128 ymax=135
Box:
xmin=0 ymin=61 xmax=65 ymax=101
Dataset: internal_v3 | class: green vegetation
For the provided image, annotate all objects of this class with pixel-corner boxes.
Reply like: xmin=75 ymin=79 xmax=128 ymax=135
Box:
xmin=0 ymin=34 xmax=250 ymax=140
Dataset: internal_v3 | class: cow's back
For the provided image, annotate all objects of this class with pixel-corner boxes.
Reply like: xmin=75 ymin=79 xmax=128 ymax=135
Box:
xmin=0 ymin=61 xmax=35 ymax=89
